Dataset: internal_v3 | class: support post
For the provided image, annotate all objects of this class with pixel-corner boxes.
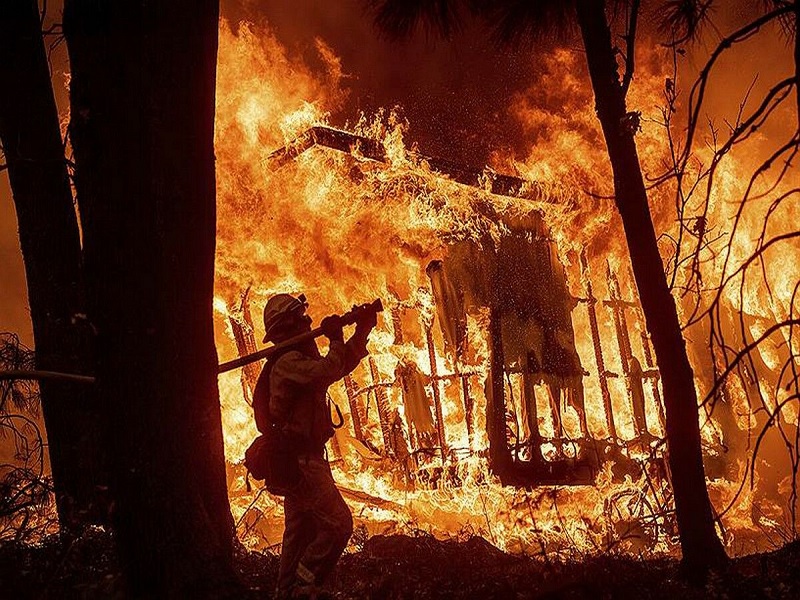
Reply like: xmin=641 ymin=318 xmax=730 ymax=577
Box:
xmin=369 ymin=357 xmax=395 ymax=457
xmin=425 ymin=326 xmax=448 ymax=463
xmin=580 ymin=253 xmax=616 ymax=439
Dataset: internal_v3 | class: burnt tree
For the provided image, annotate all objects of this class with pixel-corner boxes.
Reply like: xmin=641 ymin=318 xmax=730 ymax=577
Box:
xmin=63 ymin=1 xmax=238 ymax=596
xmin=368 ymin=0 xmax=729 ymax=577
xmin=574 ymin=0 xmax=727 ymax=576
xmin=0 ymin=0 xmax=107 ymax=533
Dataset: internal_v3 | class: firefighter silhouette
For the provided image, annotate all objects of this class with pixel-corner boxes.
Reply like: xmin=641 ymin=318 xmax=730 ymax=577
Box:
xmin=252 ymin=293 xmax=377 ymax=599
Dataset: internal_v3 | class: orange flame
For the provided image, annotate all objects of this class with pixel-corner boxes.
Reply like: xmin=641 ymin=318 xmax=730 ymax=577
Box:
xmin=213 ymin=19 xmax=799 ymax=556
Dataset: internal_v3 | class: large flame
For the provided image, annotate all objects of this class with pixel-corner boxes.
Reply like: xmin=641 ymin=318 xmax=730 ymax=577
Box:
xmin=213 ymin=19 xmax=799 ymax=557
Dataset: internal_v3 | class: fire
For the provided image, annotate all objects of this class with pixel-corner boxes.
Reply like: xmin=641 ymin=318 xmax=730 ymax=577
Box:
xmin=213 ymin=19 xmax=799 ymax=557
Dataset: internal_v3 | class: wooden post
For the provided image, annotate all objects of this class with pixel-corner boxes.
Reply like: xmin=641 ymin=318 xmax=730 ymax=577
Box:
xmin=580 ymin=252 xmax=616 ymax=439
xmin=487 ymin=307 xmax=512 ymax=478
xmin=460 ymin=373 xmax=474 ymax=451
xmin=228 ymin=291 xmax=262 ymax=403
xmin=369 ymin=357 xmax=395 ymax=457
xmin=605 ymin=266 xmax=648 ymax=438
xmin=522 ymin=359 xmax=542 ymax=456
xmin=640 ymin=330 xmax=666 ymax=430
xmin=425 ymin=326 xmax=448 ymax=463
xmin=343 ymin=374 xmax=366 ymax=443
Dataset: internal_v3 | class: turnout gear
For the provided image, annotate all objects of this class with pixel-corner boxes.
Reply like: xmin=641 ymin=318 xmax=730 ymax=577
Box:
xmin=277 ymin=456 xmax=353 ymax=599
xmin=252 ymin=293 xmax=377 ymax=598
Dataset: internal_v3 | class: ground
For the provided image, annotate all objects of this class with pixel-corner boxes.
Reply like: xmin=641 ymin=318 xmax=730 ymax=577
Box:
xmin=1 ymin=530 xmax=798 ymax=599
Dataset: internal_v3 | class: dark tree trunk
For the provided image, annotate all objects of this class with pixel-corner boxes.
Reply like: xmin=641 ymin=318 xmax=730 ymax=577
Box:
xmin=794 ymin=1 xmax=799 ymax=129
xmin=63 ymin=1 xmax=239 ymax=596
xmin=575 ymin=0 xmax=728 ymax=578
xmin=0 ymin=0 xmax=108 ymax=534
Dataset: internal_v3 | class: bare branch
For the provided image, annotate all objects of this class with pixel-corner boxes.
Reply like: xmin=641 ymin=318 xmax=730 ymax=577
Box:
xmin=680 ymin=4 xmax=795 ymax=169
xmin=701 ymin=319 xmax=800 ymax=408
xmin=0 ymin=370 xmax=95 ymax=384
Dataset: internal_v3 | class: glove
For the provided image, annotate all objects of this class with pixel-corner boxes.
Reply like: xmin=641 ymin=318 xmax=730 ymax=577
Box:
xmin=354 ymin=304 xmax=378 ymax=330
xmin=353 ymin=310 xmax=377 ymax=351
xmin=320 ymin=315 xmax=344 ymax=342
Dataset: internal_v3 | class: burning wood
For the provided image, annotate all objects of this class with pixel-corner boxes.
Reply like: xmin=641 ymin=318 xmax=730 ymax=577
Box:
xmin=210 ymin=18 xmax=799 ymax=560
xmin=227 ymin=288 xmax=262 ymax=403
xmin=395 ymin=360 xmax=437 ymax=450
xmin=266 ymin=125 xmax=555 ymax=203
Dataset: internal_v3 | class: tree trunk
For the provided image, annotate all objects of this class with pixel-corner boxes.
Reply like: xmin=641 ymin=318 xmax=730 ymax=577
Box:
xmin=0 ymin=0 xmax=108 ymax=534
xmin=575 ymin=0 xmax=728 ymax=578
xmin=63 ymin=1 xmax=239 ymax=596
xmin=794 ymin=1 xmax=799 ymax=129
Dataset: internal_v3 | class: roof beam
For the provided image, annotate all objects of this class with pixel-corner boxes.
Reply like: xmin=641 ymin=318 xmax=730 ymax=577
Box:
xmin=266 ymin=126 xmax=557 ymax=203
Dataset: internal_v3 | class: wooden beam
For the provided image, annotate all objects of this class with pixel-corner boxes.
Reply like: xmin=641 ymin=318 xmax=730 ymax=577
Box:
xmin=266 ymin=125 xmax=557 ymax=203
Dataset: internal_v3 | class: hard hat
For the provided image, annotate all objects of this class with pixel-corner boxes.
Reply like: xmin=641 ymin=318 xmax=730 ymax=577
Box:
xmin=262 ymin=293 xmax=308 ymax=343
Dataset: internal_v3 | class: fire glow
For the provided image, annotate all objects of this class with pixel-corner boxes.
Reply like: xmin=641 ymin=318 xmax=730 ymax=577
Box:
xmin=212 ymin=21 xmax=799 ymax=557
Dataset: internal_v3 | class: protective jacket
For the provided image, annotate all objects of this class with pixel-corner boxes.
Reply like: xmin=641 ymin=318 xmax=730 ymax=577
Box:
xmin=253 ymin=337 xmax=367 ymax=455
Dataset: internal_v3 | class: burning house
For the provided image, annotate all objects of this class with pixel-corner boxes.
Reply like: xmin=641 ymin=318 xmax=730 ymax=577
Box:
xmin=227 ymin=125 xmax=665 ymax=489
xmin=210 ymin=21 xmax=797 ymax=558
xmin=215 ymin=123 xmax=674 ymax=552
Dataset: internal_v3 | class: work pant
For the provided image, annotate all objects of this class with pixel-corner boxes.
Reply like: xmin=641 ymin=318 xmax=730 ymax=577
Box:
xmin=276 ymin=454 xmax=353 ymax=595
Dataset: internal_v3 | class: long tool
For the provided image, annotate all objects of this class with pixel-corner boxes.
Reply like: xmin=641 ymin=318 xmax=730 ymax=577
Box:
xmin=218 ymin=298 xmax=383 ymax=373
xmin=1 ymin=298 xmax=384 ymax=383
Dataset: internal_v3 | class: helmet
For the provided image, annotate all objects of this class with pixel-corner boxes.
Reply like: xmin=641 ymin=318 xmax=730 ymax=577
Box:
xmin=262 ymin=293 xmax=308 ymax=343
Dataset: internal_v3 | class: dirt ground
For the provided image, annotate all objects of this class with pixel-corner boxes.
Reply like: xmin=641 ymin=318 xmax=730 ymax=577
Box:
xmin=1 ymin=529 xmax=798 ymax=599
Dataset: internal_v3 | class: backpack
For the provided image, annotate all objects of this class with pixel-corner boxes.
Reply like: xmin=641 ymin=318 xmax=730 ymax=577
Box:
xmin=244 ymin=427 xmax=302 ymax=496
xmin=244 ymin=354 xmax=302 ymax=496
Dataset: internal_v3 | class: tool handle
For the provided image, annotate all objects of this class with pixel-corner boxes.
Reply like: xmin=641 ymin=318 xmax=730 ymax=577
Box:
xmin=217 ymin=298 xmax=383 ymax=374
xmin=3 ymin=299 xmax=386 ymax=380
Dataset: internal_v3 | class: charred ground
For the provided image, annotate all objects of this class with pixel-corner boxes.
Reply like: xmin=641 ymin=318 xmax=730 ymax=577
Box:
xmin=1 ymin=530 xmax=798 ymax=599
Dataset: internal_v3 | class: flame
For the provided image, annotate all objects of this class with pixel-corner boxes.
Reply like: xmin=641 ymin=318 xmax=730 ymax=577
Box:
xmin=213 ymin=19 xmax=799 ymax=557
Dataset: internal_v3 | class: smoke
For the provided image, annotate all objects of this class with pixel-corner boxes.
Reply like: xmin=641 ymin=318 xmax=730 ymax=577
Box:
xmin=222 ymin=0 xmax=553 ymax=167
xmin=223 ymin=0 xmax=796 ymax=172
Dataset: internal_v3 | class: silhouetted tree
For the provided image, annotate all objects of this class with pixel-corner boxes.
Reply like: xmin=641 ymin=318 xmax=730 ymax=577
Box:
xmin=765 ymin=0 xmax=800 ymax=125
xmin=63 ymin=1 xmax=239 ymax=595
xmin=368 ymin=0 xmax=729 ymax=578
xmin=796 ymin=2 xmax=799 ymax=124
xmin=0 ymin=0 xmax=108 ymax=534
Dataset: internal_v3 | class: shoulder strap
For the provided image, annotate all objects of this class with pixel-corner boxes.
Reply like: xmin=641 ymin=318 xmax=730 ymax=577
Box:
xmin=327 ymin=392 xmax=345 ymax=429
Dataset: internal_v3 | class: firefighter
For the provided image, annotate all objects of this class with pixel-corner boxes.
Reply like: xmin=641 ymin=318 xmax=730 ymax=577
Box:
xmin=252 ymin=293 xmax=376 ymax=599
